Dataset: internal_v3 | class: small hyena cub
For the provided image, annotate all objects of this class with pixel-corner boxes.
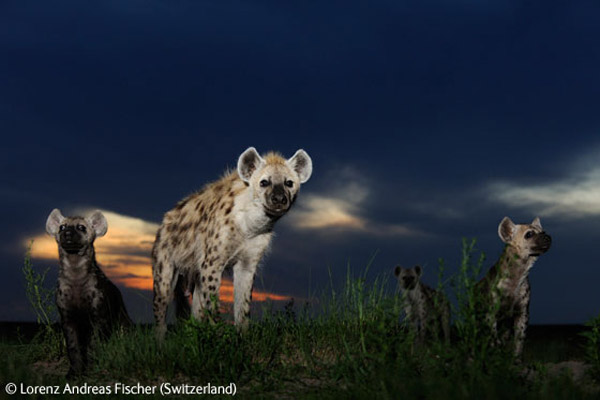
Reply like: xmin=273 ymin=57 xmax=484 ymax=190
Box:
xmin=394 ymin=265 xmax=450 ymax=343
xmin=476 ymin=217 xmax=552 ymax=357
xmin=46 ymin=209 xmax=131 ymax=376
xmin=152 ymin=147 xmax=312 ymax=339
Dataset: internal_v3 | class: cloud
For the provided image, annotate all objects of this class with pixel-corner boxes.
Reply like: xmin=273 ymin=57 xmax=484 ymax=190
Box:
xmin=487 ymin=164 xmax=600 ymax=219
xmin=292 ymin=182 xmax=367 ymax=230
xmin=26 ymin=209 xmax=290 ymax=302
xmin=289 ymin=168 xmax=427 ymax=237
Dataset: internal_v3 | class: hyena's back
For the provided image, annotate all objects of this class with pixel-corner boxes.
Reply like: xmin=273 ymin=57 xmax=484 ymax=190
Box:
xmin=154 ymin=174 xmax=243 ymax=266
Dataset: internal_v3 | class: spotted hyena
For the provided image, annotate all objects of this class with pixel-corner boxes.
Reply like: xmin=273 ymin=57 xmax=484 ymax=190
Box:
xmin=394 ymin=265 xmax=450 ymax=343
xmin=476 ymin=217 xmax=552 ymax=357
xmin=46 ymin=209 xmax=131 ymax=376
xmin=152 ymin=147 xmax=312 ymax=338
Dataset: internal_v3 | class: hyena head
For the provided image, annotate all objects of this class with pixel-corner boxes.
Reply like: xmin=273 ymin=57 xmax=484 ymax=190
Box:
xmin=237 ymin=147 xmax=313 ymax=218
xmin=498 ymin=216 xmax=552 ymax=258
xmin=46 ymin=209 xmax=108 ymax=255
xmin=394 ymin=265 xmax=422 ymax=291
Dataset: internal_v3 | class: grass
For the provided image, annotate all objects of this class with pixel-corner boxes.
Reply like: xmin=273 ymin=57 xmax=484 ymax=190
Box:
xmin=582 ymin=313 xmax=600 ymax=380
xmin=4 ymin=240 xmax=599 ymax=399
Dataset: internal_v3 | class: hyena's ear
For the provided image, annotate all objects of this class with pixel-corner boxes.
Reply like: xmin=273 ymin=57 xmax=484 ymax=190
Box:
xmin=237 ymin=147 xmax=265 ymax=183
xmin=87 ymin=210 xmax=108 ymax=237
xmin=414 ymin=265 xmax=423 ymax=277
xmin=498 ymin=216 xmax=516 ymax=243
xmin=46 ymin=209 xmax=65 ymax=236
xmin=286 ymin=149 xmax=313 ymax=183
xmin=531 ymin=217 xmax=542 ymax=230
xmin=394 ymin=266 xmax=402 ymax=277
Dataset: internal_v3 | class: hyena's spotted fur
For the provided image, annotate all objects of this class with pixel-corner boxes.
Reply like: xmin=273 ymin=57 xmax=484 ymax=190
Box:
xmin=152 ymin=147 xmax=312 ymax=339
xmin=394 ymin=265 xmax=450 ymax=343
xmin=476 ymin=217 xmax=552 ymax=358
xmin=46 ymin=209 xmax=131 ymax=376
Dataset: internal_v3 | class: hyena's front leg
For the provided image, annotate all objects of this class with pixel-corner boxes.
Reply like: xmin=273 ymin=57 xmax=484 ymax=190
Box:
xmin=62 ymin=318 xmax=85 ymax=376
xmin=485 ymin=310 xmax=500 ymax=347
xmin=191 ymin=258 xmax=224 ymax=322
xmin=513 ymin=305 xmax=529 ymax=359
xmin=233 ymin=260 xmax=258 ymax=329
xmin=441 ymin=303 xmax=451 ymax=343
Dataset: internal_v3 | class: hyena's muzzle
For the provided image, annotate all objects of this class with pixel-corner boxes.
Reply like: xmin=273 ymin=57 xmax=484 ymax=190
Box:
xmin=264 ymin=184 xmax=293 ymax=217
xmin=530 ymin=232 xmax=552 ymax=257
xmin=399 ymin=275 xmax=417 ymax=290
xmin=58 ymin=224 xmax=89 ymax=254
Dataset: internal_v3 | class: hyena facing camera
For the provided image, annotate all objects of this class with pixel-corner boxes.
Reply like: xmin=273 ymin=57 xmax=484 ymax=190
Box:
xmin=152 ymin=147 xmax=312 ymax=339
xmin=476 ymin=217 xmax=552 ymax=358
xmin=46 ymin=209 xmax=131 ymax=377
xmin=394 ymin=265 xmax=450 ymax=343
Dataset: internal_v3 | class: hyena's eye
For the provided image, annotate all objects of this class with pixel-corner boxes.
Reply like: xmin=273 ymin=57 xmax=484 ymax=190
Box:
xmin=285 ymin=180 xmax=294 ymax=188
xmin=260 ymin=179 xmax=271 ymax=187
xmin=59 ymin=224 xmax=66 ymax=231
xmin=524 ymin=231 xmax=534 ymax=239
xmin=76 ymin=224 xmax=87 ymax=233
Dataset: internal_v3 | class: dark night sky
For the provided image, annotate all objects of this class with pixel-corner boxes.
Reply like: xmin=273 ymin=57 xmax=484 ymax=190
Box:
xmin=1 ymin=0 xmax=599 ymax=323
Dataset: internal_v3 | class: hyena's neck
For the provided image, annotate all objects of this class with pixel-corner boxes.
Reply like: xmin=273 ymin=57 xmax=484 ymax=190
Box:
xmin=403 ymin=284 xmax=424 ymax=304
xmin=496 ymin=244 xmax=537 ymax=286
xmin=234 ymin=187 xmax=277 ymax=236
xmin=58 ymin=246 xmax=97 ymax=281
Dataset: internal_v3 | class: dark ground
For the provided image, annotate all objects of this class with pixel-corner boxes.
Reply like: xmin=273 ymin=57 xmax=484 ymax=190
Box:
xmin=1 ymin=321 xmax=597 ymax=399
xmin=0 ymin=321 xmax=588 ymax=354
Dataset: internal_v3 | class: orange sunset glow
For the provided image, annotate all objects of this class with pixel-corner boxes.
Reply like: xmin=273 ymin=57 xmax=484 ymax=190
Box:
xmin=28 ymin=209 xmax=290 ymax=303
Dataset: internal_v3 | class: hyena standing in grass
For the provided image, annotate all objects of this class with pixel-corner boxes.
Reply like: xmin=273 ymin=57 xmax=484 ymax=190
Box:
xmin=152 ymin=147 xmax=312 ymax=339
xmin=46 ymin=209 xmax=131 ymax=376
xmin=394 ymin=265 xmax=450 ymax=343
xmin=476 ymin=217 xmax=552 ymax=358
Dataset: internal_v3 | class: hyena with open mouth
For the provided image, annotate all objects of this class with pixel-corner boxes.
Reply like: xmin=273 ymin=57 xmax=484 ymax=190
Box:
xmin=152 ymin=147 xmax=312 ymax=339
xmin=476 ymin=217 xmax=552 ymax=358
xmin=46 ymin=209 xmax=131 ymax=376
xmin=394 ymin=265 xmax=450 ymax=343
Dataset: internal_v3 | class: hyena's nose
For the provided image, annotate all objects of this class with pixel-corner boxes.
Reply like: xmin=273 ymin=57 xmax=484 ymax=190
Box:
xmin=271 ymin=193 xmax=287 ymax=206
xmin=541 ymin=234 xmax=552 ymax=246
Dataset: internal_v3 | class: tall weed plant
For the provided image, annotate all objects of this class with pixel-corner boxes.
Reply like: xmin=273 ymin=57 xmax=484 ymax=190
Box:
xmin=22 ymin=241 xmax=63 ymax=359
